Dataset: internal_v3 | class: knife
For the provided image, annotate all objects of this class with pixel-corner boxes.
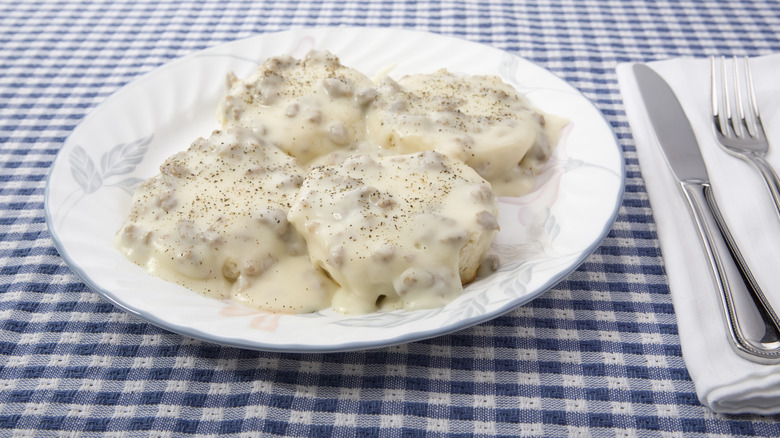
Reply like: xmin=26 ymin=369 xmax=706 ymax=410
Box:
xmin=633 ymin=63 xmax=780 ymax=364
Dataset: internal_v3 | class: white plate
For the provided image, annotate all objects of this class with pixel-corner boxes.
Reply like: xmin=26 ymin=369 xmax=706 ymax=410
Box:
xmin=45 ymin=27 xmax=624 ymax=353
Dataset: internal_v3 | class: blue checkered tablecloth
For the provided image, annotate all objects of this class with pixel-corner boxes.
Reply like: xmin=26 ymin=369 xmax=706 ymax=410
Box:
xmin=3 ymin=0 xmax=780 ymax=435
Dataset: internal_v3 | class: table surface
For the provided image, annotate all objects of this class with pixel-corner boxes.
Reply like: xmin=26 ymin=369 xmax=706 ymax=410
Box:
xmin=2 ymin=0 xmax=780 ymax=436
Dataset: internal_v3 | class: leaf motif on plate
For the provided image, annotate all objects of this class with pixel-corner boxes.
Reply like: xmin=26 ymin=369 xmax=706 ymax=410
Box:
xmin=443 ymin=295 xmax=490 ymax=324
xmin=505 ymin=263 xmax=532 ymax=295
xmin=100 ymin=134 xmax=153 ymax=178
xmin=542 ymin=210 xmax=560 ymax=241
xmin=332 ymin=307 xmax=441 ymax=328
xmin=111 ymin=177 xmax=145 ymax=195
xmin=69 ymin=145 xmax=103 ymax=194
xmin=67 ymin=135 xmax=153 ymax=196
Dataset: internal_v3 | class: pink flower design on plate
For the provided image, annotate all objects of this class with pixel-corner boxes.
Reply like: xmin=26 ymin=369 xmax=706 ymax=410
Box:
xmin=219 ymin=302 xmax=281 ymax=332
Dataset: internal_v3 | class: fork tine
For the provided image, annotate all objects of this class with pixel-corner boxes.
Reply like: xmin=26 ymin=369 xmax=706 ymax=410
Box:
xmin=742 ymin=56 xmax=761 ymax=138
xmin=731 ymin=56 xmax=764 ymax=139
xmin=711 ymin=56 xmax=719 ymax=121
xmin=711 ymin=56 xmax=728 ymax=137
xmin=722 ymin=56 xmax=737 ymax=137
xmin=721 ymin=56 xmax=733 ymax=136
xmin=731 ymin=56 xmax=747 ymax=138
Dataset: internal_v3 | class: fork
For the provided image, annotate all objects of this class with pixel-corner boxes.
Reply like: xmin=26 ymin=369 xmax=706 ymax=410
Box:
xmin=711 ymin=55 xmax=780 ymax=220
xmin=711 ymin=56 xmax=780 ymax=356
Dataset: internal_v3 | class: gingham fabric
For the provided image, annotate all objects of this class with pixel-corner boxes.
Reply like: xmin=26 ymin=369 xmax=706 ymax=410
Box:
xmin=2 ymin=0 xmax=780 ymax=436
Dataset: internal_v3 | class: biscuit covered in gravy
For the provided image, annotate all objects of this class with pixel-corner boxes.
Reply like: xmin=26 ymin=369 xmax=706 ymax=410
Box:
xmin=367 ymin=70 xmax=567 ymax=196
xmin=219 ymin=50 xmax=377 ymax=164
xmin=114 ymin=128 xmax=337 ymax=313
xmin=288 ymin=151 xmax=499 ymax=314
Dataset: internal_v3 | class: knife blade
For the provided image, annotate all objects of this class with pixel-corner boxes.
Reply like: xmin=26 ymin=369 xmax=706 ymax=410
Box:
xmin=634 ymin=65 xmax=709 ymax=183
xmin=633 ymin=63 xmax=780 ymax=363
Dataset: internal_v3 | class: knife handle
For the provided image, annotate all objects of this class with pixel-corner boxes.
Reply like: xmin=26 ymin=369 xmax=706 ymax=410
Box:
xmin=681 ymin=181 xmax=780 ymax=363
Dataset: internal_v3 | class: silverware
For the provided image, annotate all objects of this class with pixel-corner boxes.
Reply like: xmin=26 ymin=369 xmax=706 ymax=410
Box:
xmin=712 ymin=55 xmax=780 ymax=220
xmin=634 ymin=63 xmax=780 ymax=364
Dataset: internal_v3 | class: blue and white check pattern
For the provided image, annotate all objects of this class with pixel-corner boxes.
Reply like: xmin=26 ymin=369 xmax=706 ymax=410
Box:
xmin=2 ymin=0 xmax=780 ymax=435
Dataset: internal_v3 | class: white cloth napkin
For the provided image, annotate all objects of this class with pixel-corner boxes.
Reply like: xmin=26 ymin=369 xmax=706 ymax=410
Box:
xmin=617 ymin=54 xmax=780 ymax=415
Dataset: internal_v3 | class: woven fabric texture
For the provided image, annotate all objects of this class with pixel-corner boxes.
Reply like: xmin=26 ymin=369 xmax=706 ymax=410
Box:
xmin=2 ymin=0 xmax=780 ymax=436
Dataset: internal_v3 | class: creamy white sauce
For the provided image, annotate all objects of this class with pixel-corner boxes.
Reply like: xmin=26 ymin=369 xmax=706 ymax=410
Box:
xmin=116 ymin=50 xmax=565 ymax=314
xmin=288 ymin=151 xmax=499 ymax=314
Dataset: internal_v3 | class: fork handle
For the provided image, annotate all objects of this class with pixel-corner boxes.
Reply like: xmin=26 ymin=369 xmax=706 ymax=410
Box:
xmin=681 ymin=180 xmax=780 ymax=363
xmin=747 ymin=154 xmax=780 ymax=221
